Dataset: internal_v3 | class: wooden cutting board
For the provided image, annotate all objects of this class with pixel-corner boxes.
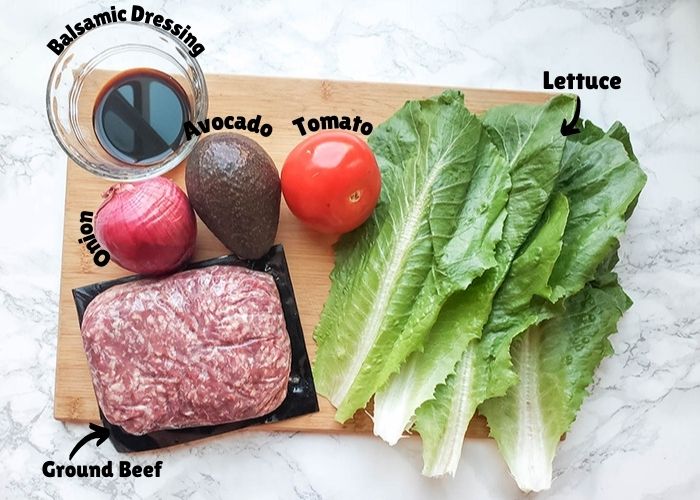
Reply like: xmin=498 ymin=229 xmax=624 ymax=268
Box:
xmin=56 ymin=74 xmax=552 ymax=438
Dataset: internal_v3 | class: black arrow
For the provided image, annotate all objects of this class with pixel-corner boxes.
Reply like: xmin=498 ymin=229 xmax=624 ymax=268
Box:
xmin=561 ymin=95 xmax=581 ymax=136
xmin=69 ymin=423 xmax=110 ymax=460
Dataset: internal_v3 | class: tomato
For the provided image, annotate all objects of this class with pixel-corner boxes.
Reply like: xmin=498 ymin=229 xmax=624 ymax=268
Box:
xmin=281 ymin=131 xmax=381 ymax=234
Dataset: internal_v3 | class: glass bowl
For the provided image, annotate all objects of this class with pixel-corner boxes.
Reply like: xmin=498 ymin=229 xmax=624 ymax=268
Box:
xmin=46 ymin=21 xmax=208 ymax=181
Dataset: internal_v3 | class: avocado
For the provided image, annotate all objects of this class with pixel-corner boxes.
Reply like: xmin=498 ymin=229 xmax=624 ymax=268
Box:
xmin=185 ymin=133 xmax=281 ymax=259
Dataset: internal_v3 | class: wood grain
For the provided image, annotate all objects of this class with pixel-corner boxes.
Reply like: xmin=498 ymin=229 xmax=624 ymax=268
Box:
xmin=56 ymin=74 xmax=552 ymax=438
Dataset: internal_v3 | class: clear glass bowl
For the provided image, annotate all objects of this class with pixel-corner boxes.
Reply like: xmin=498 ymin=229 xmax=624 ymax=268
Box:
xmin=46 ymin=22 xmax=208 ymax=181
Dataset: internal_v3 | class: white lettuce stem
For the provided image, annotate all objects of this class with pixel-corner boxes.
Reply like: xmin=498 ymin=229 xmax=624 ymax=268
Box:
xmin=422 ymin=345 xmax=476 ymax=477
xmin=373 ymin=355 xmax=419 ymax=445
xmin=508 ymin=328 xmax=553 ymax=492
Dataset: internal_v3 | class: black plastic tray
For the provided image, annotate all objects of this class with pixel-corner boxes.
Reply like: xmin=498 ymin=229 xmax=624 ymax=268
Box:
xmin=72 ymin=244 xmax=319 ymax=452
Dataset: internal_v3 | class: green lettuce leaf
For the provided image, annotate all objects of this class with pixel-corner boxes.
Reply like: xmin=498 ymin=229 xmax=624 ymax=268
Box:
xmin=373 ymin=95 xmax=577 ymax=445
xmin=479 ymin=122 xmax=647 ymax=491
xmin=313 ymin=91 xmax=507 ymax=422
xmin=547 ymin=121 xmax=647 ymax=301
xmin=416 ymin=192 xmax=569 ymax=476
xmin=479 ymin=279 xmax=631 ymax=492
xmin=416 ymin=115 xmax=646 ymax=478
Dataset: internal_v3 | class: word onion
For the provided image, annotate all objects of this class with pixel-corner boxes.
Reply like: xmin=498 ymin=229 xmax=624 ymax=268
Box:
xmin=94 ymin=177 xmax=197 ymax=275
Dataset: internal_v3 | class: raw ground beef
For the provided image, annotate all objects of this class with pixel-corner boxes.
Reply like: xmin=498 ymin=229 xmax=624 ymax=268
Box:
xmin=80 ymin=265 xmax=291 ymax=435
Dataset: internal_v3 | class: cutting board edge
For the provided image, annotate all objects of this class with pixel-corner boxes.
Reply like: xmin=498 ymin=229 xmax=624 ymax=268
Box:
xmin=205 ymin=72 xmax=556 ymax=97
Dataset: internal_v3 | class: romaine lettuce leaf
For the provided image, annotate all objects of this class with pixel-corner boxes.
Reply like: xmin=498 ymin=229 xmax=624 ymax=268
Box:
xmin=479 ymin=279 xmax=631 ymax=492
xmin=479 ymin=121 xmax=646 ymax=491
xmin=313 ymin=91 xmax=508 ymax=422
xmin=373 ymin=95 xmax=577 ymax=445
xmin=416 ymin=114 xmax=646 ymax=478
xmin=416 ymin=192 xmax=570 ymax=476
xmin=547 ymin=121 xmax=647 ymax=301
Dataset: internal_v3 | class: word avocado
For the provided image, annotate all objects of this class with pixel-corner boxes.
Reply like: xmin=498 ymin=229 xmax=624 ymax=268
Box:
xmin=42 ymin=460 xmax=163 ymax=478
xmin=184 ymin=115 xmax=273 ymax=140
xmin=47 ymin=5 xmax=204 ymax=57
xmin=292 ymin=115 xmax=373 ymax=136
xmin=544 ymin=71 xmax=621 ymax=90
xmin=78 ymin=211 xmax=110 ymax=267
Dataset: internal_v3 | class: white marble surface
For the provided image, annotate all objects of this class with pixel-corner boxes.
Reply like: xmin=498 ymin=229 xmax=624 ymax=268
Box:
xmin=1 ymin=0 xmax=698 ymax=498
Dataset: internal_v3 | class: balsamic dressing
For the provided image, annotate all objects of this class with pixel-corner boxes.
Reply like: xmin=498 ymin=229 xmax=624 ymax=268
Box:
xmin=93 ymin=68 xmax=190 ymax=164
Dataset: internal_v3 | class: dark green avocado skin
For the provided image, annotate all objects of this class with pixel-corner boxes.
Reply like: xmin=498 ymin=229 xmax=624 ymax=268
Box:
xmin=185 ymin=133 xmax=281 ymax=259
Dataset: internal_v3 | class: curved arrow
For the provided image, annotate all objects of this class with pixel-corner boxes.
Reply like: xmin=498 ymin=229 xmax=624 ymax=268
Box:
xmin=69 ymin=423 xmax=110 ymax=460
xmin=561 ymin=95 xmax=581 ymax=136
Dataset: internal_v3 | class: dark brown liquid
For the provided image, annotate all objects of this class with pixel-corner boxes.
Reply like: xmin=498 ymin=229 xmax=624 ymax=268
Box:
xmin=93 ymin=68 xmax=190 ymax=164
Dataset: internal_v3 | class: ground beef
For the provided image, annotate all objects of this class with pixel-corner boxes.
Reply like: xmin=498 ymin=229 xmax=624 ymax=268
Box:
xmin=80 ymin=265 xmax=291 ymax=435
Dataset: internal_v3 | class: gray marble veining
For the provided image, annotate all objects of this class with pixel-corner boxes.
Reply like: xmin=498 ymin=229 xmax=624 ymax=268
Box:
xmin=1 ymin=0 xmax=698 ymax=498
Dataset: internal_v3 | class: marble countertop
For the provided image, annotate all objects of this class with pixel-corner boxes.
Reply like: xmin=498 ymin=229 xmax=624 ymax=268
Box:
xmin=2 ymin=0 xmax=698 ymax=498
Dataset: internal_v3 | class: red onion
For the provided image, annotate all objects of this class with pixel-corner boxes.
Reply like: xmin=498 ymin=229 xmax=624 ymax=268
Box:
xmin=95 ymin=177 xmax=197 ymax=276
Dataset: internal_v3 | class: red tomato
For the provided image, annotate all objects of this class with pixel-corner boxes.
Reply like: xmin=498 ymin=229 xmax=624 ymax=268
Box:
xmin=281 ymin=131 xmax=381 ymax=234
